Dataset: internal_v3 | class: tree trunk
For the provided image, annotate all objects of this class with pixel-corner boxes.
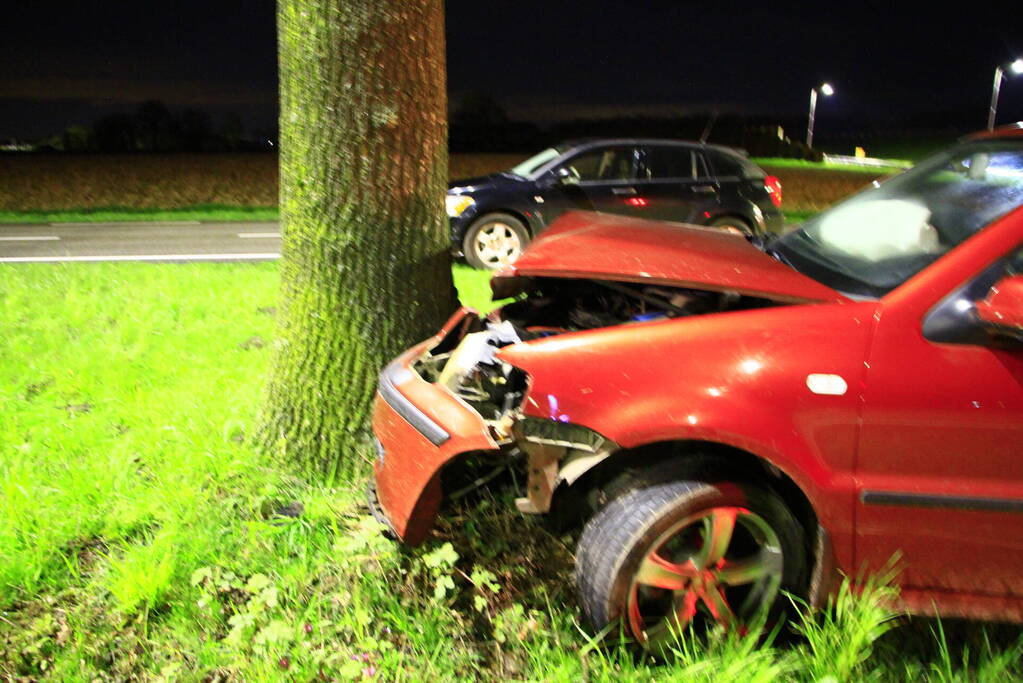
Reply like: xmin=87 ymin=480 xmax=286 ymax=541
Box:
xmin=262 ymin=0 xmax=457 ymax=475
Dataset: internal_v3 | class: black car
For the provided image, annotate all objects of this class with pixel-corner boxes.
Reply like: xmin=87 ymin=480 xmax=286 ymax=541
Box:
xmin=447 ymin=138 xmax=785 ymax=269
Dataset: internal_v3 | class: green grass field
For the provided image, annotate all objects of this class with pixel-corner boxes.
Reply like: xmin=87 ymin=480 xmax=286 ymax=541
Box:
xmin=0 ymin=204 xmax=278 ymax=224
xmin=0 ymin=205 xmax=814 ymax=230
xmin=2 ymin=262 xmax=1020 ymax=681
xmin=753 ymin=157 xmax=905 ymax=174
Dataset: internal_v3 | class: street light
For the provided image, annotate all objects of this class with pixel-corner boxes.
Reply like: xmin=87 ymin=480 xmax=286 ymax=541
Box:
xmin=988 ymin=58 xmax=1023 ymax=131
xmin=806 ymin=82 xmax=834 ymax=149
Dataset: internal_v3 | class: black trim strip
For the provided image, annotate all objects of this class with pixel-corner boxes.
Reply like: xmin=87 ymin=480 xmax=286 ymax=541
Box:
xmin=861 ymin=491 xmax=1023 ymax=514
xmin=378 ymin=363 xmax=450 ymax=447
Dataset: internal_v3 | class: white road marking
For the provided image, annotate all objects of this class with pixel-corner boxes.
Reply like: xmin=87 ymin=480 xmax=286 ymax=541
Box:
xmin=0 ymin=252 xmax=280 ymax=264
xmin=50 ymin=220 xmax=202 ymax=227
xmin=0 ymin=235 xmax=60 ymax=241
xmin=238 ymin=232 xmax=280 ymax=238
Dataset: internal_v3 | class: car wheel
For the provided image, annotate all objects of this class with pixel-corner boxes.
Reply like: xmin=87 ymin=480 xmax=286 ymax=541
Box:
xmin=463 ymin=213 xmax=529 ymax=270
xmin=708 ymin=216 xmax=756 ymax=240
xmin=576 ymin=478 xmax=806 ymax=654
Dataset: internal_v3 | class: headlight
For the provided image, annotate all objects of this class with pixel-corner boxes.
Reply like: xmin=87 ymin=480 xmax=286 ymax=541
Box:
xmin=446 ymin=194 xmax=475 ymax=217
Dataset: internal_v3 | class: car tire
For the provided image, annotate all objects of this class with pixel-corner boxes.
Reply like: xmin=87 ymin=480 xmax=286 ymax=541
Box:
xmin=575 ymin=478 xmax=807 ymax=654
xmin=708 ymin=216 xmax=756 ymax=240
xmin=463 ymin=213 xmax=530 ymax=270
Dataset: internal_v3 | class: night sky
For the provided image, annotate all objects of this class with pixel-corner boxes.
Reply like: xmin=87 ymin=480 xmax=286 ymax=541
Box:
xmin=2 ymin=0 xmax=1022 ymax=140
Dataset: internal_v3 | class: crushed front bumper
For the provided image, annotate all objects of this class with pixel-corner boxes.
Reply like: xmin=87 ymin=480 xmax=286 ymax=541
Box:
xmin=370 ymin=309 xmax=500 ymax=544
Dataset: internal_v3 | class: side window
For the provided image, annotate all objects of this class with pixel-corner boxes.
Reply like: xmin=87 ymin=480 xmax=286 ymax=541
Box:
xmin=559 ymin=147 xmax=639 ymax=182
xmin=923 ymin=242 xmax=1023 ymax=345
xmin=707 ymin=151 xmax=745 ymax=178
xmin=643 ymin=147 xmax=695 ymax=180
xmin=694 ymin=152 xmax=711 ymax=179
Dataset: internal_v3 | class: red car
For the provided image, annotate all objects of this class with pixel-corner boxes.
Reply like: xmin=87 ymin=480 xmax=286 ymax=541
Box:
xmin=370 ymin=127 xmax=1023 ymax=649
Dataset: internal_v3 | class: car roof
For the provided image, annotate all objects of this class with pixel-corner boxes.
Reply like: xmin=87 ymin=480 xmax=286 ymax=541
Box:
xmin=556 ymin=138 xmax=748 ymax=158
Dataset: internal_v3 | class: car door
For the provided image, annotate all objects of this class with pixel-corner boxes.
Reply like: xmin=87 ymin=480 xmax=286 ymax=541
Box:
xmin=551 ymin=145 xmax=649 ymax=218
xmin=630 ymin=145 xmax=722 ymax=224
xmin=855 ymin=241 xmax=1023 ymax=599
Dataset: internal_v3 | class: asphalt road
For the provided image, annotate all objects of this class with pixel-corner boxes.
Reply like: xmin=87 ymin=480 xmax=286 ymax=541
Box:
xmin=0 ymin=221 xmax=282 ymax=263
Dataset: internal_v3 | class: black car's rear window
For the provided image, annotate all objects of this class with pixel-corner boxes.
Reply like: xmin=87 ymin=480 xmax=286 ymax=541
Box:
xmin=708 ymin=150 xmax=764 ymax=179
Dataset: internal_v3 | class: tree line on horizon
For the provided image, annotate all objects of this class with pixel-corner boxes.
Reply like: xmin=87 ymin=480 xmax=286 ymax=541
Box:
xmin=28 ymin=100 xmax=276 ymax=153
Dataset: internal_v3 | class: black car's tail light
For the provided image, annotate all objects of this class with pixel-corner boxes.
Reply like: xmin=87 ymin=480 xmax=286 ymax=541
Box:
xmin=765 ymin=175 xmax=783 ymax=208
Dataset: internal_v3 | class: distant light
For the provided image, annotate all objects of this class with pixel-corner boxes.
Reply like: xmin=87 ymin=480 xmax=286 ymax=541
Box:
xmin=1011 ymin=59 xmax=1023 ymax=75
xmin=267 ymin=140 xmax=275 ymax=146
xmin=820 ymin=83 xmax=835 ymax=96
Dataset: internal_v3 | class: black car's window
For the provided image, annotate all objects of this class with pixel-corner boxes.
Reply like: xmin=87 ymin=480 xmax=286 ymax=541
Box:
xmin=643 ymin=147 xmax=696 ymax=180
xmin=694 ymin=152 xmax=711 ymax=179
xmin=560 ymin=147 xmax=639 ymax=182
xmin=707 ymin=151 xmax=746 ymax=178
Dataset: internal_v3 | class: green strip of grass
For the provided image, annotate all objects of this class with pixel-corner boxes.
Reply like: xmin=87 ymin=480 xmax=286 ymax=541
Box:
xmin=783 ymin=210 xmax=819 ymax=226
xmin=2 ymin=261 xmax=1020 ymax=680
xmin=0 ymin=204 xmax=279 ymax=224
xmin=754 ymin=157 xmax=904 ymax=174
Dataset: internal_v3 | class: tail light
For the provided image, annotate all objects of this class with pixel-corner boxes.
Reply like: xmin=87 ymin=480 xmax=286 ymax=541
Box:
xmin=764 ymin=175 xmax=782 ymax=208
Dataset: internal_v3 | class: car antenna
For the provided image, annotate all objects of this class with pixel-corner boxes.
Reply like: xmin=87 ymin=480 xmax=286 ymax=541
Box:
xmin=699 ymin=109 xmax=719 ymax=144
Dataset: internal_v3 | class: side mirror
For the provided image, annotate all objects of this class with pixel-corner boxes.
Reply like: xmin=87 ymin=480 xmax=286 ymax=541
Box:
xmin=548 ymin=166 xmax=578 ymax=187
xmin=975 ymin=274 xmax=1023 ymax=344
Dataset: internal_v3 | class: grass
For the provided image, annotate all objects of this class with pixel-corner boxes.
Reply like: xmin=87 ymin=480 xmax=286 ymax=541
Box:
xmin=0 ymin=204 xmax=814 ymax=233
xmin=0 ymin=204 xmax=278 ymax=224
xmin=754 ymin=157 xmax=904 ymax=174
xmin=1 ymin=261 xmax=1021 ymax=681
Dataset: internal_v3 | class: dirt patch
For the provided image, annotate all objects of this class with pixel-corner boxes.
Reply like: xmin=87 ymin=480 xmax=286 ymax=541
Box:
xmin=762 ymin=165 xmax=886 ymax=211
xmin=0 ymin=153 xmax=889 ymax=213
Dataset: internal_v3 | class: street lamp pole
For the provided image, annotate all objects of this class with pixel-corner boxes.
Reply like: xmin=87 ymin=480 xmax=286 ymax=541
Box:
xmin=989 ymin=66 xmax=1004 ymax=131
xmin=806 ymin=83 xmax=834 ymax=149
xmin=989 ymin=59 xmax=1023 ymax=131
xmin=806 ymin=88 xmax=818 ymax=148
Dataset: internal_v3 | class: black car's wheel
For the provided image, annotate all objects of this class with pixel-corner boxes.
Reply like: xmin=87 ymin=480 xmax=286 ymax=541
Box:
xmin=708 ymin=216 xmax=756 ymax=240
xmin=463 ymin=213 xmax=529 ymax=270
xmin=576 ymin=478 xmax=806 ymax=654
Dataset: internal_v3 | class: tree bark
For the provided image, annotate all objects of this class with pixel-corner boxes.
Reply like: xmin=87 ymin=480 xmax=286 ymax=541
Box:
xmin=262 ymin=0 xmax=456 ymax=475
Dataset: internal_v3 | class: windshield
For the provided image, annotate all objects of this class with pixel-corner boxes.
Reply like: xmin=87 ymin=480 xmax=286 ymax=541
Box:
xmin=773 ymin=140 xmax=1023 ymax=297
xmin=508 ymin=147 xmax=561 ymax=177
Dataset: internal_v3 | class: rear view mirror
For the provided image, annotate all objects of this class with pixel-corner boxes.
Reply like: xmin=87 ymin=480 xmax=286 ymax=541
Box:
xmin=975 ymin=274 xmax=1023 ymax=344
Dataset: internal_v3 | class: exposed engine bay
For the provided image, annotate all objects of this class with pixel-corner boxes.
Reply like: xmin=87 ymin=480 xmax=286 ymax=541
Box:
xmin=410 ymin=277 xmax=779 ymax=512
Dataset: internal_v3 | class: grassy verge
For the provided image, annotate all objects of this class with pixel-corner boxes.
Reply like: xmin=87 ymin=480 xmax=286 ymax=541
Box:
xmin=754 ymin=157 xmax=904 ymax=174
xmin=1 ymin=262 xmax=1020 ymax=681
xmin=0 ymin=205 xmax=815 ymax=232
xmin=0 ymin=204 xmax=279 ymax=224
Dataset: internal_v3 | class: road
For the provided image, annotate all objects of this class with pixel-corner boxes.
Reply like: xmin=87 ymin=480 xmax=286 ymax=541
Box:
xmin=0 ymin=221 xmax=281 ymax=263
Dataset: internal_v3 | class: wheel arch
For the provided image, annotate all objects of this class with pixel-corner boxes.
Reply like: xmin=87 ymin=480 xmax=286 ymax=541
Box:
xmin=561 ymin=439 xmax=818 ymax=533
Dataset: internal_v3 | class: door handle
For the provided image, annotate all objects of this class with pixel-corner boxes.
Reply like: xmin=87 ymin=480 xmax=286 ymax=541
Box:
xmin=693 ymin=184 xmax=717 ymax=194
xmin=611 ymin=187 xmax=638 ymax=195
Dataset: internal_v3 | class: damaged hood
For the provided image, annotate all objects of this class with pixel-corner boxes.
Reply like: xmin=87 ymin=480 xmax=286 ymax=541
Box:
xmin=493 ymin=211 xmax=847 ymax=305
